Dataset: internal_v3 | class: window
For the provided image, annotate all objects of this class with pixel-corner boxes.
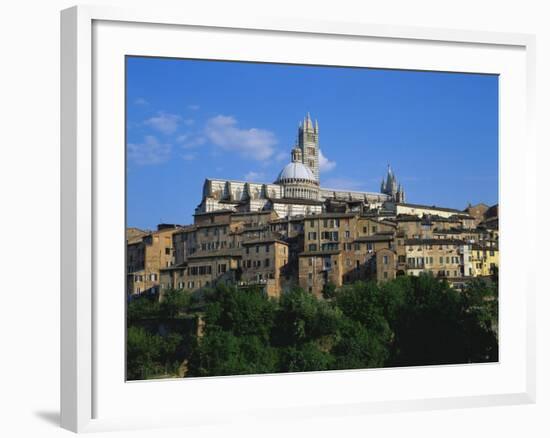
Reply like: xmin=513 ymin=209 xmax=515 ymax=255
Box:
xmin=265 ymin=258 xmax=270 ymax=267
xmin=310 ymin=220 xmax=314 ymax=227
xmin=265 ymin=244 xmax=270 ymax=253
xmin=246 ymin=247 xmax=250 ymax=255
xmin=345 ymin=230 xmax=350 ymax=239
xmin=356 ymin=260 xmax=360 ymax=268
xmin=165 ymin=247 xmax=171 ymax=255
xmin=308 ymin=272 xmax=313 ymax=279
xmin=383 ymin=255 xmax=389 ymax=265
xmin=383 ymin=272 xmax=388 ymax=279
xmin=372 ymin=226 xmax=377 ymax=233
xmin=367 ymin=243 xmax=373 ymax=251
xmin=308 ymin=244 xmax=317 ymax=251
xmin=308 ymin=258 xmax=313 ymax=266
xmin=255 ymin=245 xmax=259 ymax=253
xmin=363 ymin=226 xmax=367 ymax=233
xmin=354 ymin=242 xmax=360 ymax=250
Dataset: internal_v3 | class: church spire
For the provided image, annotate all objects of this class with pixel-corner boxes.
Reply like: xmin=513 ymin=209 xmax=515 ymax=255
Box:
xmin=381 ymin=164 xmax=405 ymax=202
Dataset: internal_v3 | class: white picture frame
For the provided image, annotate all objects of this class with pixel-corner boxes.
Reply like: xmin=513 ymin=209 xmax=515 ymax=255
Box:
xmin=60 ymin=4 xmax=536 ymax=433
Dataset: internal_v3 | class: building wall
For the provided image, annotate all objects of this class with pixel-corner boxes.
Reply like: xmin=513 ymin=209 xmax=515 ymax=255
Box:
xmin=240 ymin=240 xmax=289 ymax=297
xmin=376 ymin=248 xmax=397 ymax=281
xmin=127 ymin=226 xmax=180 ymax=295
xmin=471 ymin=246 xmax=499 ymax=276
xmin=404 ymin=239 xmax=464 ymax=279
xmin=299 ymin=252 xmax=342 ymax=298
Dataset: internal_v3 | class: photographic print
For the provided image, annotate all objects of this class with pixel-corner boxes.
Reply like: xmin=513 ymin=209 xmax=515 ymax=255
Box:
xmin=125 ymin=57 xmax=499 ymax=381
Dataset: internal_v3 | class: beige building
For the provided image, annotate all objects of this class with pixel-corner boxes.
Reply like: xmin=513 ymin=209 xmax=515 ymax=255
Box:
xmin=471 ymin=244 xmax=499 ymax=276
xmin=403 ymin=238 xmax=466 ymax=279
xmin=127 ymin=224 xmax=181 ymax=295
xmin=240 ymin=239 xmax=290 ymax=297
xmin=129 ymin=116 xmax=498 ymax=297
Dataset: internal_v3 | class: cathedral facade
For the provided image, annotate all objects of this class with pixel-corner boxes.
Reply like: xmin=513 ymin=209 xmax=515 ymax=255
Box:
xmin=195 ymin=114 xmax=405 ymax=218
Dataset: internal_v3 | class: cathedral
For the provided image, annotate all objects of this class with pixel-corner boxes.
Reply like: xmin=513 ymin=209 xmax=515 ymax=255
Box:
xmin=195 ymin=114 xmax=405 ymax=217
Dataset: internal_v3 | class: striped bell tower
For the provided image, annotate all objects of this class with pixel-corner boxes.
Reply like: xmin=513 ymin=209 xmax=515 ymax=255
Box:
xmin=298 ymin=113 xmax=320 ymax=183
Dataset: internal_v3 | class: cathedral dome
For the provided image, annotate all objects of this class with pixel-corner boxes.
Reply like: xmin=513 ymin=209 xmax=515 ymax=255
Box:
xmin=276 ymin=162 xmax=316 ymax=183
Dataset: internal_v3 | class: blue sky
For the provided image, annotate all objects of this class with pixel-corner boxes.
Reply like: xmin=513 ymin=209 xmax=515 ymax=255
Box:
xmin=126 ymin=57 xmax=498 ymax=230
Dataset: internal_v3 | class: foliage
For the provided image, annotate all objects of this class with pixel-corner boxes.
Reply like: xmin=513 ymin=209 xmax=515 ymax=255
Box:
xmin=127 ymin=275 xmax=499 ymax=379
xmin=126 ymin=326 xmax=182 ymax=380
xmin=322 ymin=282 xmax=337 ymax=300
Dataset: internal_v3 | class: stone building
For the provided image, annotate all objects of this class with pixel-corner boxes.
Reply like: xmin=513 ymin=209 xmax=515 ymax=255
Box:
xmin=130 ymin=115 xmax=498 ymax=298
xmin=471 ymin=244 xmax=499 ymax=276
xmin=195 ymin=114 xmax=398 ymax=218
xmin=127 ymin=224 xmax=182 ymax=295
xmin=240 ymin=239 xmax=290 ymax=298
xmin=403 ymin=238 xmax=467 ymax=279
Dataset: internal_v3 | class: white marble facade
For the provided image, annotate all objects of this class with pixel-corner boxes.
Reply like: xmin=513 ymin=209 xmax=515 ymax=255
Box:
xmin=194 ymin=115 xmax=395 ymax=217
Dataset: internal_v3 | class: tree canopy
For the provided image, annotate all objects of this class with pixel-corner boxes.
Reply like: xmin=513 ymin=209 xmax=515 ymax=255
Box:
xmin=127 ymin=274 xmax=498 ymax=380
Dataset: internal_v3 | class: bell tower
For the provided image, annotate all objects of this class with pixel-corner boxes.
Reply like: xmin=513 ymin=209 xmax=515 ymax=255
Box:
xmin=298 ymin=113 xmax=319 ymax=183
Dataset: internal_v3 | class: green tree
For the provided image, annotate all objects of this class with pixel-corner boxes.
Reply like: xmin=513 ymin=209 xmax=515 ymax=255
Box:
xmin=126 ymin=326 xmax=183 ymax=380
xmin=335 ymin=281 xmax=393 ymax=360
xmin=388 ymin=273 xmax=498 ymax=366
xmin=159 ymin=288 xmax=191 ymax=319
xmin=272 ymin=288 xmax=341 ymax=347
xmin=186 ymin=330 xmax=278 ymax=377
xmin=279 ymin=343 xmax=334 ymax=372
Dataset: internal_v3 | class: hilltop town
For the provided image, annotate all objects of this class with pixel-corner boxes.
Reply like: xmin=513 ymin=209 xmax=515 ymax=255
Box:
xmin=127 ymin=114 xmax=498 ymax=299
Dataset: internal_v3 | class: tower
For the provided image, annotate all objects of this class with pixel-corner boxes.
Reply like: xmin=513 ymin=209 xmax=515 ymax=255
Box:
xmin=298 ymin=113 xmax=320 ymax=182
xmin=381 ymin=165 xmax=405 ymax=202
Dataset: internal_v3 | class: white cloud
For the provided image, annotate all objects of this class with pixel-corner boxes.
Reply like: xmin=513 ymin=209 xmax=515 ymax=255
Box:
xmin=187 ymin=104 xmax=200 ymax=111
xmin=204 ymin=115 xmax=277 ymax=161
xmin=319 ymin=149 xmax=336 ymax=172
xmin=183 ymin=119 xmax=195 ymax=126
xmin=127 ymin=135 xmax=171 ymax=165
xmin=244 ymin=171 xmax=265 ymax=181
xmin=181 ymin=153 xmax=196 ymax=161
xmin=275 ymin=151 xmax=288 ymax=162
xmin=177 ymin=135 xmax=206 ymax=149
xmin=134 ymin=97 xmax=148 ymax=106
xmin=144 ymin=112 xmax=181 ymax=135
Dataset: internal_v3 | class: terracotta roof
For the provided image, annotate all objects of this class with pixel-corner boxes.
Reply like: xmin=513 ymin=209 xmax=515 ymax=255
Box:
xmin=299 ymin=250 xmax=341 ymax=256
xmin=397 ymin=202 xmax=464 ymax=213
xmin=355 ymin=234 xmax=394 ymax=242
xmin=404 ymin=238 xmax=466 ymax=246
